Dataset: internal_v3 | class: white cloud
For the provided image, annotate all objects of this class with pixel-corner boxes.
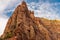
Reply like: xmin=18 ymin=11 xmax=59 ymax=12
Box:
xmin=27 ymin=1 xmax=60 ymax=20
xmin=0 ymin=17 xmax=8 ymax=36
xmin=0 ymin=0 xmax=11 ymax=11
xmin=0 ymin=0 xmax=19 ymax=11
xmin=0 ymin=0 xmax=11 ymax=35
xmin=0 ymin=0 xmax=21 ymax=13
xmin=0 ymin=0 xmax=12 ymax=19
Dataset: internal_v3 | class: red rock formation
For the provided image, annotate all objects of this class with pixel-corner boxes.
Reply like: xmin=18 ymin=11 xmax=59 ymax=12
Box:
xmin=1 ymin=1 xmax=60 ymax=40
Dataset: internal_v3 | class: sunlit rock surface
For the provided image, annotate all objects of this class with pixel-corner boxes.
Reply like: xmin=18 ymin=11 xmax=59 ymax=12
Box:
xmin=1 ymin=1 xmax=60 ymax=40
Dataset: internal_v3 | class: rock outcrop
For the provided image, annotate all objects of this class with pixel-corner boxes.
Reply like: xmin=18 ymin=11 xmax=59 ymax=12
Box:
xmin=1 ymin=1 xmax=60 ymax=40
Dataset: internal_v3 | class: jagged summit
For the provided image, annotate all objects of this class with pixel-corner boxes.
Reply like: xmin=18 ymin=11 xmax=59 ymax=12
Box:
xmin=22 ymin=1 xmax=27 ymax=6
xmin=19 ymin=1 xmax=28 ymax=12
xmin=1 ymin=1 xmax=60 ymax=40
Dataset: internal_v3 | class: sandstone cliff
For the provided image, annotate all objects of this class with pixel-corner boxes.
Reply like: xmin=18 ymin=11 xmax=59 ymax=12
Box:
xmin=1 ymin=1 xmax=60 ymax=40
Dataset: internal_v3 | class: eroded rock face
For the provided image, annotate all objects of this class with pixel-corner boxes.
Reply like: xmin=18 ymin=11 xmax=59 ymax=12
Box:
xmin=1 ymin=1 xmax=60 ymax=40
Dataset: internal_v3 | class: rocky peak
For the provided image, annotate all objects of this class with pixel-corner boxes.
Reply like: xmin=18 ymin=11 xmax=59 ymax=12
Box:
xmin=1 ymin=1 xmax=60 ymax=40
xmin=17 ymin=1 xmax=28 ymax=12
xmin=21 ymin=1 xmax=27 ymax=6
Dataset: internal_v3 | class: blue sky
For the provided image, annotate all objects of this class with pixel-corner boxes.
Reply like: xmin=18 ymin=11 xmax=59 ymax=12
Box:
xmin=0 ymin=0 xmax=60 ymax=36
